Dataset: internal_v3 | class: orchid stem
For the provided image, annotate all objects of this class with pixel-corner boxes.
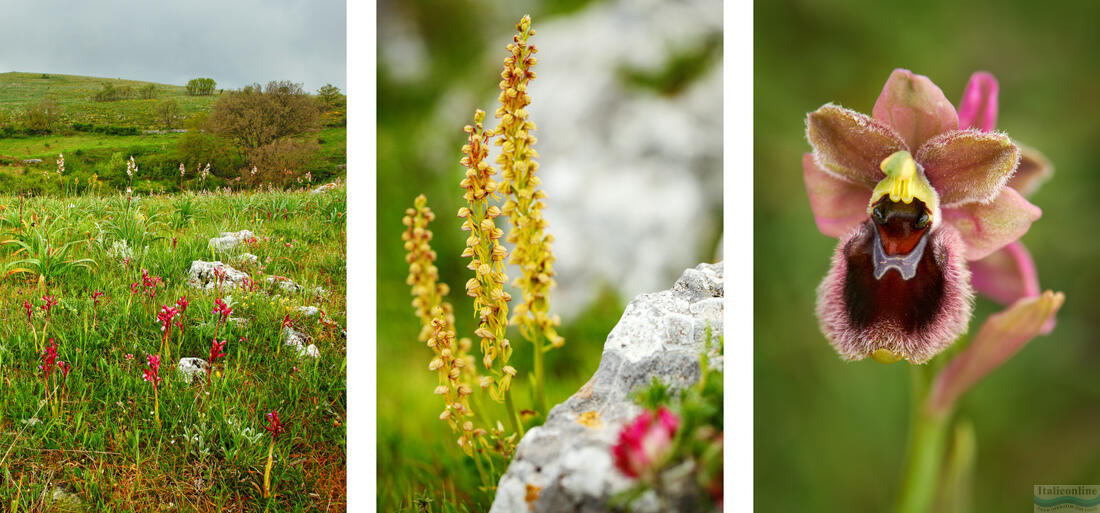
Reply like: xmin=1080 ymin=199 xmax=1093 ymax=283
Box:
xmin=532 ymin=331 xmax=547 ymax=417
xmin=896 ymin=365 xmax=950 ymax=513
xmin=504 ymin=388 xmax=524 ymax=437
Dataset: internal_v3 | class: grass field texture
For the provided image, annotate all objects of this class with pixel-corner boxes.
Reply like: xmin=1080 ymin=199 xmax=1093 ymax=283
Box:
xmin=0 ymin=186 xmax=347 ymax=511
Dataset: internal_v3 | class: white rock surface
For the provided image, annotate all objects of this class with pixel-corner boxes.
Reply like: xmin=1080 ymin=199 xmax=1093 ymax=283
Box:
xmin=208 ymin=230 xmax=254 ymax=252
xmin=298 ymin=306 xmax=319 ymax=317
xmin=177 ymin=357 xmax=208 ymax=384
xmin=312 ymin=182 xmax=341 ymax=194
xmin=490 ymin=262 xmax=723 ymax=513
xmin=283 ymin=327 xmax=320 ymax=359
xmin=233 ymin=252 xmax=259 ymax=266
xmin=187 ymin=261 xmax=249 ymax=290
xmin=266 ymin=276 xmax=303 ymax=294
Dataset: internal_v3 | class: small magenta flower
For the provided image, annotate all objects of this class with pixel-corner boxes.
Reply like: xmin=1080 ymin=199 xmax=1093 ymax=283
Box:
xmin=264 ymin=410 xmax=287 ymax=436
xmin=612 ymin=407 xmax=679 ymax=479
xmin=143 ymin=354 xmax=162 ymax=387
xmin=41 ymin=295 xmax=58 ymax=316
xmin=41 ymin=338 xmax=58 ymax=375
xmin=209 ymin=336 xmax=228 ymax=385
xmin=213 ymin=298 xmax=232 ymax=320
xmin=23 ymin=299 xmax=32 ymax=323
xmin=262 ymin=409 xmax=287 ymax=498
xmin=804 ymin=69 xmax=1059 ymax=363
xmin=92 ymin=291 xmax=104 ymax=306
xmin=58 ymin=360 xmax=71 ymax=378
xmin=157 ymin=305 xmax=179 ymax=331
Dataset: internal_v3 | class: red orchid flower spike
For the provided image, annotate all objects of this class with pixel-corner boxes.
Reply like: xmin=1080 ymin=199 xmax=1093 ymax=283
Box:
xmin=41 ymin=338 xmax=58 ymax=375
xmin=213 ymin=298 xmax=233 ymax=320
xmin=265 ymin=410 xmax=287 ymax=436
xmin=209 ymin=338 xmax=228 ymax=363
xmin=143 ymin=354 xmax=162 ymax=387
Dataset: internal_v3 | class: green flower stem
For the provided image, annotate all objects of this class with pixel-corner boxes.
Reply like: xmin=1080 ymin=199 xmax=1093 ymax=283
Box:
xmin=896 ymin=365 xmax=950 ymax=513
xmin=532 ymin=331 xmax=547 ymax=416
xmin=504 ymin=388 xmax=524 ymax=437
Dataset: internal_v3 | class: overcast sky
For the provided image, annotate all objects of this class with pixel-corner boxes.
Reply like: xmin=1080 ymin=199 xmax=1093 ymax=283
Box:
xmin=1 ymin=0 xmax=345 ymax=93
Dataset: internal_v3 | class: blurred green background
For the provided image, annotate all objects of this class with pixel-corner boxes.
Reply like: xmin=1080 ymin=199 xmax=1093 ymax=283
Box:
xmin=755 ymin=0 xmax=1100 ymax=511
xmin=376 ymin=0 xmax=637 ymax=509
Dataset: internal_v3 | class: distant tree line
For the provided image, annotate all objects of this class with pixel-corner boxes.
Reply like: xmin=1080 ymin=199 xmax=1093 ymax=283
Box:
xmin=186 ymin=78 xmax=217 ymax=96
xmin=92 ymin=82 xmax=158 ymax=102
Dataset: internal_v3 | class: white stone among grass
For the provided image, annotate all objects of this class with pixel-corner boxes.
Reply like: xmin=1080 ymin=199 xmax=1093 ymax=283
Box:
xmin=208 ymin=230 xmax=255 ymax=252
xmin=187 ymin=261 xmax=249 ymax=290
xmin=298 ymin=306 xmax=319 ymax=317
xmin=312 ymin=182 xmax=341 ymax=194
xmin=266 ymin=275 xmax=303 ymax=294
xmin=177 ymin=357 xmax=209 ymax=384
xmin=283 ymin=327 xmax=320 ymax=359
xmin=233 ymin=252 xmax=259 ymax=266
xmin=490 ymin=262 xmax=723 ymax=513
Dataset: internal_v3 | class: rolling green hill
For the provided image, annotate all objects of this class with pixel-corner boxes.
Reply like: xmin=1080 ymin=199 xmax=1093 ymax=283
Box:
xmin=0 ymin=71 xmax=218 ymax=129
xmin=0 ymin=72 xmax=346 ymax=194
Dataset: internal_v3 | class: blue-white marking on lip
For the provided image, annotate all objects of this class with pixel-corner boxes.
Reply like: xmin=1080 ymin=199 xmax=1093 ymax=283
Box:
xmin=871 ymin=226 xmax=928 ymax=281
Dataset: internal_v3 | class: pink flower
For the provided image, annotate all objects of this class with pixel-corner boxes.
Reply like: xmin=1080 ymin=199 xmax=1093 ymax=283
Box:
xmin=40 ymin=295 xmax=58 ymax=315
xmin=143 ymin=354 xmax=162 ymax=387
xmin=125 ymin=353 xmax=135 ymax=360
xmin=612 ymin=407 xmax=679 ymax=479
xmin=209 ymin=338 xmax=227 ymax=363
xmin=58 ymin=361 xmax=71 ymax=378
xmin=282 ymin=314 xmax=292 ymax=329
xmin=157 ymin=305 xmax=179 ymax=330
xmin=41 ymin=338 xmax=58 ymax=375
xmin=176 ymin=296 xmax=189 ymax=312
xmin=803 ymin=69 xmax=1058 ymax=363
xmin=23 ymin=300 xmax=32 ymax=322
xmin=265 ymin=410 xmax=287 ymax=436
xmin=92 ymin=291 xmax=104 ymax=306
xmin=213 ymin=298 xmax=232 ymax=320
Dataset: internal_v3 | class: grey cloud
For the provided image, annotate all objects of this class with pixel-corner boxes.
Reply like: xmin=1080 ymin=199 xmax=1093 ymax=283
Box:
xmin=1 ymin=0 xmax=345 ymax=92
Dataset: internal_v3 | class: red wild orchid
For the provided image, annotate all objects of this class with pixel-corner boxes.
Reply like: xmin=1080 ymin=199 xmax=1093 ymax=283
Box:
xmin=58 ymin=360 xmax=72 ymax=378
xmin=143 ymin=354 xmax=162 ymax=388
xmin=213 ymin=298 xmax=232 ymax=321
xmin=209 ymin=339 xmax=228 ymax=363
xmin=41 ymin=338 xmax=58 ymax=375
xmin=265 ymin=410 xmax=287 ymax=436
xmin=40 ymin=295 xmax=58 ymax=316
xmin=207 ymin=338 xmax=228 ymax=386
xmin=23 ymin=299 xmax=33 ymax=323
xmin=157 ymin=305 xmax=179 ymax=331
xmin=176 ymin=295 xmax=189 ymax=313
xmin=612 ymin=407 xmax=679 ymax=480
xmin=262 ymin=409 xmax=287 ymax=498
xmin=143 ymin=354 xmax=163 ymax=427
xmin=92 ymin=290 xmax=104 ymax=306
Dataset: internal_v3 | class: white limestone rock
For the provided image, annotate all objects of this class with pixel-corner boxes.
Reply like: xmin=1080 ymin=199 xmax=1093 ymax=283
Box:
xmin=187 ymin=261 xmax=249 ymax=290
xmin=177 ymin=357 xmax=209 ymax=384
xmin=208 ymin=230 xmax=255 ymax=252
xmin=490 ymin=262 xmax=723 ymax=513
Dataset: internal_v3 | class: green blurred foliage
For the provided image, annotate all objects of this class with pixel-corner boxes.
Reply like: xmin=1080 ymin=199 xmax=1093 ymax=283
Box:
xmin=755 ymin=0 xmax=1100 ymax=511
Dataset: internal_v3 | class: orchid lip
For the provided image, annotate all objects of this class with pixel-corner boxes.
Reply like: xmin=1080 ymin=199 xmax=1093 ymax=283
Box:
xmin=872 ymin=226 xmax=929 ymax=280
